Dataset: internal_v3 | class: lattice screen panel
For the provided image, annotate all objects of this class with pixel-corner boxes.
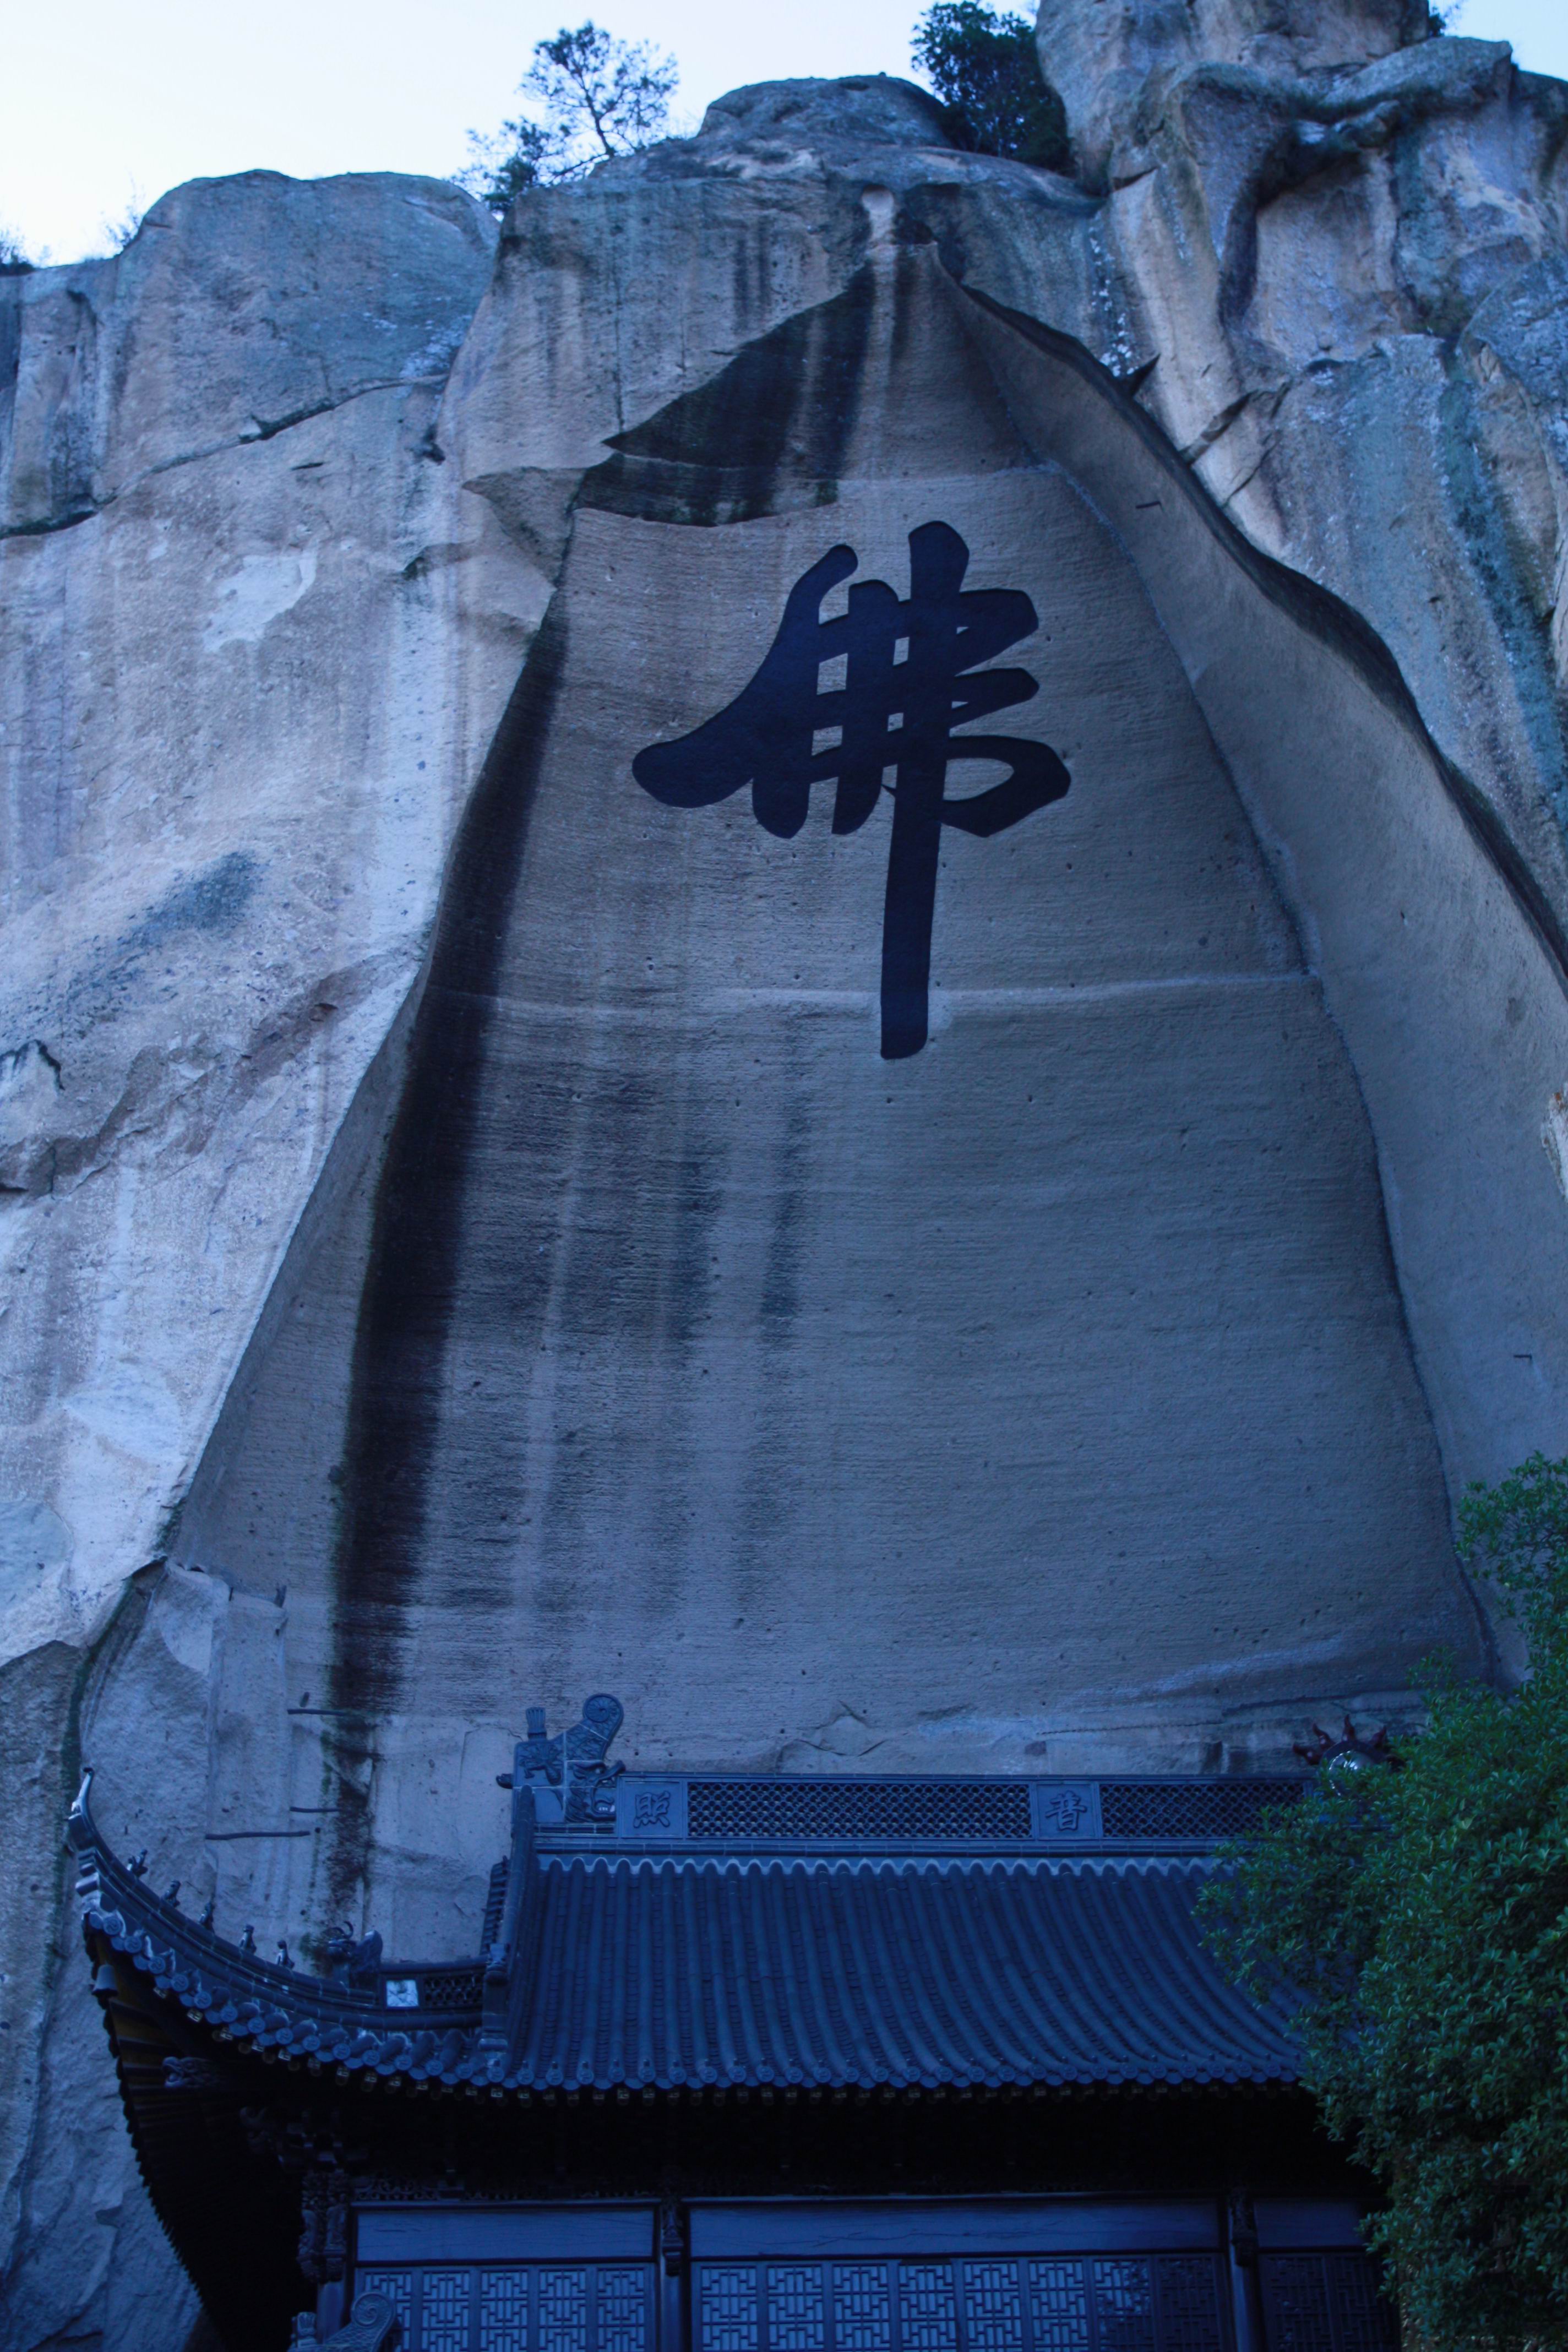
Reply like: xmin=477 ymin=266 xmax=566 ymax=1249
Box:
xmin=355 ymin=2263 xmax=654 ymax=2352
xmin=1096 ymin=1783 xmax=1300 ymax=1842
xmin=691 ymin=2253 xmax=1226 ymax=2352
xmin=1261 ymin=2255 xmax=1398 ymax=2352
xmin=678 ymin=1779 xmax=1303 ymax=1845
xmin=685 ymin=1782 xmax=1032 ymax=1842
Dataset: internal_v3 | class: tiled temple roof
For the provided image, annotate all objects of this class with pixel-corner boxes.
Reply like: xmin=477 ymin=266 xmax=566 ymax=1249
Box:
xmin=511 ymin=1850 xmax=1296 ymax=2093
xmin=70 ymin=1777 xmax=1297 ymax=2099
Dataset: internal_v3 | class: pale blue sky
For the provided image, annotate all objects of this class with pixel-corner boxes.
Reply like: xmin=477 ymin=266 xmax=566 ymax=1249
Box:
xmin=3 ymin=0 xmax=1565 ymax=266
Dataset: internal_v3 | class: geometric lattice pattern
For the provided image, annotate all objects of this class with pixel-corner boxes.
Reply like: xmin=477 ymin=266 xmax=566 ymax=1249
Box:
xmin=675 ymin=1779 xmax=1304 ymax=1845
xmin=358 ymin=2272 xmax=416 ymax=2338
xmin=687 ymin=1781 xmax=1033 ymax=1842
xmin=772 ymin=2265 xmax=829 ymax=2351
xmin=834 ymin=2263 xmax=894 ymax=2350
xmin=480 ymin=2272 xmax=531 ymax=2352
xmin=424 ymin=2270 xmax=471 ymax=2352
xmin=415 ymin=1968 xmax=487 ymax=2012
xmin=1262 ymin=2255 xmax=1398 ymax=2352
xmin=903 ymin=2265 xmax=961 ymax=2352
xmin=601 ymin=2269 xmax=652 ymax=2352
xmin=689 ymin=2255 xmax=1230 ymax=2351
xmin=1263 ymin=2260 xmax=1336 ymax=2352
xmin=701 ymin=2268 xmax=761 ymax=2352
xmin=1029 ymin=2263 xmax=1092 ymax=2352
xmin=539 ymin=2268 xmax=590 ymax=2352
xmin=347 ymin=2264 xmax=654 ymax=2351
xmin=1097 ymin=1783 xmax=1302 ymax=1842
xmin=352 ymin=2246 xmax=1391 ymax=2352
xmin=965 ymin=2261 xmax=1026 ymax=2351
xmin=1091 ymin=2261 xmax=1155 ymax=2352
xmin=1152 ymin=2259 xmax=1227 ymax=2352
xmin=1325 ymin=2256 xmax=1398 ymax=2352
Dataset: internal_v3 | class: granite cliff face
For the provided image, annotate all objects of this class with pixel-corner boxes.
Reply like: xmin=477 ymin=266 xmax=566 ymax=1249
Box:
xmin=2 ymin=3 xmax=1567 ymax=2340
xmin=1038 ymin=0 xmax=1568 ymax=919
xmin=0 ymin=169 xmax=507 ymax=2348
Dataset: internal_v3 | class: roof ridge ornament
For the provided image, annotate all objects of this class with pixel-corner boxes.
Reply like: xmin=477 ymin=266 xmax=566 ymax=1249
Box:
xmin=1293 ymin=1714 xmax=1394 ymax=1772
xmin=291 ymin=2293 xmax=399 ymax=2350
xmin=325 ymin=1923 xmax=384 ymax=1985
xmin=497 ymin=1692 xmax=625 ymax=1826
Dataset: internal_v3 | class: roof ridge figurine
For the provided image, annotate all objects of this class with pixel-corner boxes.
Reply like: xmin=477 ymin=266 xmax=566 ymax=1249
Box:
xmin=291 ymin=2293 xmax=398 ymax=2349
xmin=497 ymin=1691 xmax=624 ymax=1826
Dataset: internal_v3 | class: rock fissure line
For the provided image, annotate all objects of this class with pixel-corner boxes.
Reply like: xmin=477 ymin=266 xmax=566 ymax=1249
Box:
xmin=0 ymin=373 xmax=452 ymax=543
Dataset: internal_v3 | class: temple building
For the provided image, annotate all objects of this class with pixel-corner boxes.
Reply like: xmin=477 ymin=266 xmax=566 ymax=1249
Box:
xmin=73 ymin=1719 xmax=1390 ymax=2352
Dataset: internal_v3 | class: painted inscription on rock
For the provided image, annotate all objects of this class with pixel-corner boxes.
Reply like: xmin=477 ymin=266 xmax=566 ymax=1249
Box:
xmin=283 ymin=468 xmax=1464 ymax=1804
xmin=633 ymin=522 xmax=1071 ymax=1058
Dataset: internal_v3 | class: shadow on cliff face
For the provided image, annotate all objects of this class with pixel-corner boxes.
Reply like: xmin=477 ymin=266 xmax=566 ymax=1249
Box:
xmin=584 ymin=261 xmax=877 ymax=526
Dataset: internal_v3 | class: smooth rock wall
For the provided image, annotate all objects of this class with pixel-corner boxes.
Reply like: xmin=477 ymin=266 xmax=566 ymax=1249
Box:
xmin=0 ymin=171 xmax=508 ymax=2347
xmin=184 ymin=244 xmax=1474 ymax=1951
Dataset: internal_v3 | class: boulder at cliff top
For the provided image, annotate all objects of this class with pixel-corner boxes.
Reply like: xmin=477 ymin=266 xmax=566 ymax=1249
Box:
xmin=1041 ymin=0 xmax=1433 ymax=175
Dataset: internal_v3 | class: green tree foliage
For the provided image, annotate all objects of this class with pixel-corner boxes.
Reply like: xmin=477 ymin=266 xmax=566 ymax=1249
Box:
xmin=458 ymin=118 xmax=566 ymax=214
xmin=0 ymin=225 xmax=34 ymax=273
xmin=459 ymin=20 xmax=678 ymax=213
xmin=911 ymin=2 xmax=1070 ymax=172
xmin=529 ymin=22 xmax=677 ymax=157
xmin=1202 ymin=1456 xmax=1568 ymax=2351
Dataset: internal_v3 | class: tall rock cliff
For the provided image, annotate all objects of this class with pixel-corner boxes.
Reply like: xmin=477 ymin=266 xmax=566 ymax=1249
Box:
xmin=1038 ymin=0 xmax=1568 ymax=922
xmin=0 ymin=170 xmax=507 ymax=2346
xmin=2 ymin=2 xmax=1566 ymax=2339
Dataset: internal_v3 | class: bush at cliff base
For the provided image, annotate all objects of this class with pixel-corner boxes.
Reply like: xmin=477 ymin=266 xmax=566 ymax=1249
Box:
xmin=1202 ymin=1457 xmax=1568 ymax=2351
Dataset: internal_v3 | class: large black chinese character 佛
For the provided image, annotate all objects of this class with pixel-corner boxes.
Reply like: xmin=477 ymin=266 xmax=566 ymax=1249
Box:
xmin=632 ymin=521 xmax=1070 ymax=1058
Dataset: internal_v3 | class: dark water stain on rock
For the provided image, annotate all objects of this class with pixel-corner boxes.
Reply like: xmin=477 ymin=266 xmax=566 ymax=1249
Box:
xmin=323 ymin=606 xmax=566 ymax=1907
xmin=132 ymin=850 xmax=259 ymax=946
xmin=580 ymin=265 xmax=877 ymax=528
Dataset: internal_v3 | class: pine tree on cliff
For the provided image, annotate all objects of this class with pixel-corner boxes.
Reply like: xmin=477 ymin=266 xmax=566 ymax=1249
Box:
xmin=912 ymin=2 xmax=1070 ymax=172
xmin=458 ymin=19 xmax=678 ymax=211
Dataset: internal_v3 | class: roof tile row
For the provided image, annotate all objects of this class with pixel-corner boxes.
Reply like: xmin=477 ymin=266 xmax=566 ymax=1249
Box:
xmin=81 ymin=1842 xmax=1298 ymax=2096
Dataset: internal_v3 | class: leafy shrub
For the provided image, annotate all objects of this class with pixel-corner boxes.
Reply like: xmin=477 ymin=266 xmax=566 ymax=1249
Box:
xmin=1202 ymin=1456 xmax=1568 ymax=2350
